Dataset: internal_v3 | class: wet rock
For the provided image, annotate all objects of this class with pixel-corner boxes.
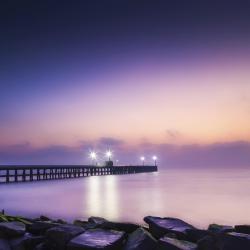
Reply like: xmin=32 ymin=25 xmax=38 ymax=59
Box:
xmin=123 ymin=227 xmax=157 ymax=250
xmin=9 ymin=233 xmax=44 ymax=250
xmin=0 ymin=222 xmax=26 ymax=238
xmin=197 ymin=235 xmax=219 ymax=250
xmin=27 ymin=221 xmax=59 ymax=235
xmin=208 ymin=224 xmax=234 ymax=234
xmin=89 ymin=217 xmax=140 ymax=233
xmin=217 ymin=232 xmax=250 ymax=250
xmin=39 ymin=216 xmax=51 ymax=222
xmin=158 ymin=236 xmax=198 ymax=250
xmin=55 ymin=219 xmax=67 ymax=224
xmin=144 ymin=216 xmax=195 ymax=239
xmin=68 ymin=228 xmax=125 ymax=250
xmin=74 ymin=220 xmax=97 ymax=230
xmin=0 ymin=238 xmax=11 ymax=250
xmin=34 ymin=242 xmax=50 ymax=250
xmin=234 ymin=225 xmax=250 ymax=234
xmin=185 ymin=229 xmax=210 ymax=242
xmin=46 ymin=224 xmax=85 ymax=250
xmin=88 ymin=217 xmax=107 ymax=225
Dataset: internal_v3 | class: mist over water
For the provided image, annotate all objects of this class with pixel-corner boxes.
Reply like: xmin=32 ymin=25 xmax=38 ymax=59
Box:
xmin=1 ymin=167 xmax=250 ymax=228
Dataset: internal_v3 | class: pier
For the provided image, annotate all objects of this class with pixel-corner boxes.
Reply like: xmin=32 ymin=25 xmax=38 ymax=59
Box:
xmin=0 ymin=165 xmax=158 ymax=184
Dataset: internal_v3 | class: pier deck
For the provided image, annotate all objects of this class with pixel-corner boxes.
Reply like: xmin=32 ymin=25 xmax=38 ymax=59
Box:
xmin=0 ymin=165 xmax=158 ymax=183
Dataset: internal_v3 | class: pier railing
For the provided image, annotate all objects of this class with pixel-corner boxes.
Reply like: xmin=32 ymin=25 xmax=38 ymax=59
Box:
xmin=0 ymin=165 xmax=158 ymax=183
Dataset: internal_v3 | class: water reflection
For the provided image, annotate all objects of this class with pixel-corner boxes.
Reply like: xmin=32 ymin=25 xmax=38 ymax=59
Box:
xmin=1 ymin=168 xmax=250 ymax=227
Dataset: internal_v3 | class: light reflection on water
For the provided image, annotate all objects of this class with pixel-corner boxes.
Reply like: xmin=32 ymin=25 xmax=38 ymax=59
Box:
xmin=1 ymin=168 xmax=250 ymax=228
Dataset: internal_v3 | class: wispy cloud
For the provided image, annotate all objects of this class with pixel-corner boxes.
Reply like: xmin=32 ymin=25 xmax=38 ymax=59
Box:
xmin=0 ymin=139 xmax=250 ymax=167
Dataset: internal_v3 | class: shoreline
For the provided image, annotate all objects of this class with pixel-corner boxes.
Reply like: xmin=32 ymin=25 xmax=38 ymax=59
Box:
xmin=0 ymin=213 xmax=250 ymax=249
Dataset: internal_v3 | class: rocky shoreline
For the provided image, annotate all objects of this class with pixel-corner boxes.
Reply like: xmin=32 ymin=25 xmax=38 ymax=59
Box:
xmin=0 ymin=213 xmax=250 ymax=250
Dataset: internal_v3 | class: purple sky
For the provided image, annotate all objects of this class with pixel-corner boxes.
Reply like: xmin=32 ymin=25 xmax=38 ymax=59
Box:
xmin=0 ymin=1 xmax=250 ymax=166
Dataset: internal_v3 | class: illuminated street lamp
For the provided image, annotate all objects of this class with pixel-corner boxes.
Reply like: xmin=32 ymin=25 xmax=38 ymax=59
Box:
xmin=89 ymin=151 xmax=97 ymax=165
xmin=140 ymin=156 xmax=145 ymax=166
xmin=152 ymin=156 xmax=157 ymax=166
xmin=106 ymin=150 xmax=112 ymax=161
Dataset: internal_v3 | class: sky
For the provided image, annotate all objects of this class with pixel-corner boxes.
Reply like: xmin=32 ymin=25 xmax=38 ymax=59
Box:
xmin=0 ymin=1 xmax=250 ymax=166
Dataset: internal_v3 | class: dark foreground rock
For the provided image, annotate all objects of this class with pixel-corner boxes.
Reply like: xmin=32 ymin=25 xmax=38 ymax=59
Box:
xmin=1 ymin=213 xmax=250 ymax=250
xmin=46 ymin=224 xmax=85 ymax=250
xmin=9 ymin=233 xmax=44 ymax=250
xmin=88 ymin=217 xmax=140 ymax=234
xmin=68 ymin=228 xmax=125 ymax=250
xmin=0 ymin=238 xmax=11 ymax=250
xmin=144 ymin=216 xmax=210 ymax=242
xmin=217 ymin=232 xmax=250 ymax=250
xmin=234 ymin=225 xmax=250 ymax=234
xmin=208 ymin=224 xmax=234 ymax=234
xmin=0 ymin=222 xmax=26 ymax=238
xmin=158 ymin=236 xmax=198 ymax=250
xmin=123 ymin=227 xmax=157 ymax=250
xmin=27 ymin=221 xmax=59 ymax=235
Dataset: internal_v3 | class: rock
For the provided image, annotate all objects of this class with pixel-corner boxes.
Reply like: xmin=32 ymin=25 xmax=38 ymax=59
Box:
xmin=208 ymin=224 xmax=234 ymax=234
xmin=0 ymin=222 xmax=26 ymax=238
xmin=27 ymin=221 xmax=59 ymax=235
xmin=34 ymin=242 xmax=49 ymax=250
xmin=9 ymin=233 xmax=44 ymax=250
xmin=123 ymin=227 xmax=157 ymax=250
xmin=88 ymin=217 xmax=107 ymax=225
xmin=55 ymin=219 xmax=67 ymax=224
xmin=185 ymin=229 xmax=210 ymax=242
xmin=88 ymin=217 xmax=140 ymax=233
xmin=144 ymin=216 xmax=195 ymax=239
xmin=157 ymin=236 xmax=198 ymax=250
xmin=46 ymin=224 xmax=85 ymax=250
xmin=74 ymin=220 xmax=97 ymax=230
xmin=234 ymin=225 xmax=250 ymax=234
xmin=0 ymin=238 xmax=11 ymax=250
xmin=197 ymin=235 xmax=219 ymax=250
xmin=39 ymin=216 xmax=51 ymax=222
xmin=217 ymin=232 xmax=250 ymax=250
xmin=68 ymin=228 xmax=125 ymax=250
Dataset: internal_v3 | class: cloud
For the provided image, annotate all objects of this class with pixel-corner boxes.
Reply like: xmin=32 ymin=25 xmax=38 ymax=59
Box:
xmin=0 ymin=140 xmax=250 ymax=168
xmin=98 ymin=137 xmax=124 ymax=147
xmin=166 ymin=129 xmax=181 ymax=139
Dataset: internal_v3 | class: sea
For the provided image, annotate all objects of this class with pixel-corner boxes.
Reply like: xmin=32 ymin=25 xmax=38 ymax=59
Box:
xmin=1 ymin=167 xmax=250 ymax=228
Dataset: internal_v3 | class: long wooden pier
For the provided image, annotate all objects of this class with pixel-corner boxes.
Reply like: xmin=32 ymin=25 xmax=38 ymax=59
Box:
xmin=0 ymin=165 xmax=158 ymax=184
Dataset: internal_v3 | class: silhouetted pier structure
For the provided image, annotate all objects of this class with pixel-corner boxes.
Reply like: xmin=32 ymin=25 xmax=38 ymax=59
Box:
xmin=0 ymin=165 xmax=158 ymax=184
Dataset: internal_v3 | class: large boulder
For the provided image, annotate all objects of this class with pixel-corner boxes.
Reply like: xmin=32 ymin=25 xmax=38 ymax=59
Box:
xmin=9 ymin=233 xmax=44 ymax=250
xmin=0 ymin=222 xmax=26 ymax=238
xmin=27 ymin=221 xmax=59 ymax=235
xmin=67 ymin=228 xmax=125 ymax=250
xmin=197 ymin=235 xmax=219 ymax=250
xmin=144 ymin=216 xmax=195 ymax=239
xmin=46 ymin=224 xmax=85 ymax=250
xmin=234 ymin=225 xmax=250 ymax=234
xmin=157 ymin=236 xmax=198 ymax=250
xmin=123 ymin=227 xmax=157 ymax=250
xmin=88 ymin=217 xmax=140 ymax=234
xmin=0 ymin=238 xmax=11 ymax=250
xmin=217 ymin=232 xmax=250 ymax=250
xmin=208 ymin=224 xmax=234 ymax=234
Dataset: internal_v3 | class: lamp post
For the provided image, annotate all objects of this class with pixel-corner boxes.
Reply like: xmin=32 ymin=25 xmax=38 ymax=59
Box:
xmin=89 ymin=151 xmax=97 ymax=165
xmin=152 ymin=156 xmax=157 ymax=166
xmin=106 ymin=150 xmax=112 ymax=161
xmin=140 ymin=156 xmax=145 ymax=166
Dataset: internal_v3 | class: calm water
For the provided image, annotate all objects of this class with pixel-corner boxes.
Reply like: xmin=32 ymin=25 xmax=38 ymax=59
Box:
xmin=1 ymin=168 xmax=250 ymax=228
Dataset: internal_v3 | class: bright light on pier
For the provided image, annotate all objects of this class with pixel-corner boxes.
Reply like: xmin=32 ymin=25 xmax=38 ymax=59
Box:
xmin=90 ymin=151 xmax=97 ymax=159
xmin=105 ymin=150 xmax=112 ymax=160
xmin=140 ymin=156 xmax=145 ymax=166
xmin=152 ymin=155 xmax=157 ymax=166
